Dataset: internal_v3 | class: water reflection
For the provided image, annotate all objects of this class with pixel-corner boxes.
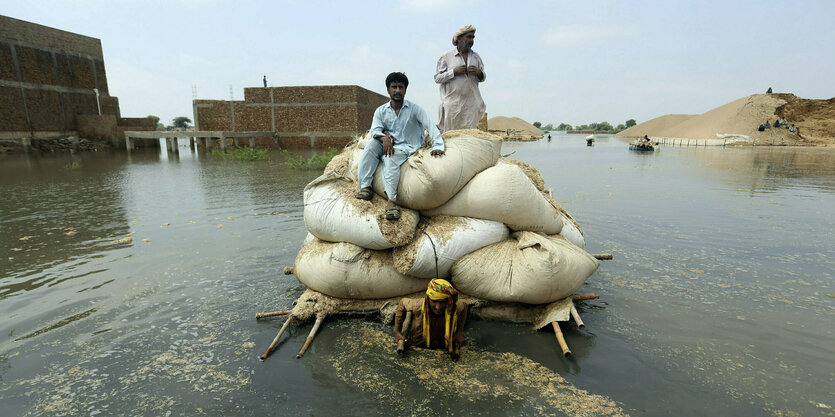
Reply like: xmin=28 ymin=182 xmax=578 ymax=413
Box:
xmin=0 ymin=139 xmax=833 ymax=416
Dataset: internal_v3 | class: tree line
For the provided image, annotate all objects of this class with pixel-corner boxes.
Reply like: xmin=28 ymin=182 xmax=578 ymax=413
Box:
xmin=146 ymin=115 xmax=192 ymax=130
xmin=534 ymin=119 xmax=637 ymax=133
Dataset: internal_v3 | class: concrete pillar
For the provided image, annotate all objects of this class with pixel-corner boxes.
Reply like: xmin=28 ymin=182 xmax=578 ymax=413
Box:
xmin=189 ymin=137 xmax=195 ymax=149
xmin=125 ymin=135 xmax=134 ymax=152
xmin=249 ymin=136 xmax=255 ymax=148
xmin=21 ymin=137 xmax=32 ymax=153
xmin=234 ymin=137 xmax=239 ymax=147
xmin=220 ymin=134 xmax=227 ymax=152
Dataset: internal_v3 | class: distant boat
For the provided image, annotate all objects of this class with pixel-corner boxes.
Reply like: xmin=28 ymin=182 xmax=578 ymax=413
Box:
xmin=629 ymin=140 xmax=657 ymax=151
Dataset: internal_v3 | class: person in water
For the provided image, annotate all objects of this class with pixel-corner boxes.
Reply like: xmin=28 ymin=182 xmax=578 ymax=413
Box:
xmin=394 ymin=279 xmax=468 ymax=360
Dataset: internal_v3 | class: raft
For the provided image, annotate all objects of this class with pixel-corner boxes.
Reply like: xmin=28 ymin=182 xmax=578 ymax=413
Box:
xmin=629 ymin=143 xmax=656 ymax=151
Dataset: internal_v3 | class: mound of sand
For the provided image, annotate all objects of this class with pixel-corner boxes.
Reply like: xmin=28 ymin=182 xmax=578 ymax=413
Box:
xmin=488 ymin=116 xmax=544 ymax=137
xmin=616 ymin=94 xmax=835 ymax=146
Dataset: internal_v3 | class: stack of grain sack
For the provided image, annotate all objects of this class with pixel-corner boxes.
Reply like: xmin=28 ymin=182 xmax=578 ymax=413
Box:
xmin=293 ymin=129 xmax=599 ymax=304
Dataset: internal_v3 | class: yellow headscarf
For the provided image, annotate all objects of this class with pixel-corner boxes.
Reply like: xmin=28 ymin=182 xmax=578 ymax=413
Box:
xmin=422 ymin=279 xmax=459 ymax=352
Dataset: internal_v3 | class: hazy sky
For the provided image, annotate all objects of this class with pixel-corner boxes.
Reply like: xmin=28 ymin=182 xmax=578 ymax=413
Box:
xmin=5 ymin=0 xmax=834 ymax=128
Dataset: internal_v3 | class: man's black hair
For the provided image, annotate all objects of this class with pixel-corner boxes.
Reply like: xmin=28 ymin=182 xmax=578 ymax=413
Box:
xmin=386 ymin=72 xmax=409 ymax=89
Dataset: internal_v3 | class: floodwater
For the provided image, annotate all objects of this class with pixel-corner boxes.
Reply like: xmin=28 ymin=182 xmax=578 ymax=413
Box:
xmin=1 ymin=134 xmax=833 ymax=416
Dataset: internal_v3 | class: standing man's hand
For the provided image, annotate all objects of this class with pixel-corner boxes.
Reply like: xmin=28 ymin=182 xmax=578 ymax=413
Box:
xmin=467 ymin=66 xmax=483 ymax=80
xmin=453 ymin=65 xmax=468 ymax=76
xmin=430 ymin=149 xmax=445 ymax=157
xmin=381 ymin=132 xmax=394 ymax=157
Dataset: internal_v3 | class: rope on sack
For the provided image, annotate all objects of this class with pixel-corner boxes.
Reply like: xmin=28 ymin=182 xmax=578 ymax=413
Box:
xmin=421 ymin=229 xmax=440 ymax=280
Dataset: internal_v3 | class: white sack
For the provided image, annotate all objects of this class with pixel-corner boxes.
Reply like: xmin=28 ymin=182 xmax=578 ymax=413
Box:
xmin=451 ymin=231 xmax=600 ymax=304
xmin=558 ymin=213 xmax=585 ymax=248
xmin=392 ymin=216 xmax=509 ymax=279
xmin=422 ymin=162 xmax=564 ymax=234
xmin=367 ymin=132 xmax=502 ymax=210
xmin=293 ymin=238 xmax=429 ymax=299
xmin=303 ymin=172 xmax=419 ymax=250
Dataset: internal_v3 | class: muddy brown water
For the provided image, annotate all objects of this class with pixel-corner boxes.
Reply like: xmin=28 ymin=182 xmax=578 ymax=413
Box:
xmin=1 ymin=135 xmax=833 ymax=416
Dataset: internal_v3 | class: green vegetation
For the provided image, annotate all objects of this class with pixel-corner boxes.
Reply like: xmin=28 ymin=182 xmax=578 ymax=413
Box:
xmin=555 ymin=119 xmax=638 ymax=133
xmin=541 ymin=123 xmax=554 ymax=131
xmin=171 ymin=116 xmax=192 ymax=129
xmin=64 ymin=160 xmax=82 ymax=169
xmin=533 ymin=121 xmax=542 ymax=128
xmin=281 ymin=147 xmax=339 ymax=170
xmin=147 ymin=115 xmax=165 ymax=130
xmin=212 ymin=147 xmax=270 ymax=161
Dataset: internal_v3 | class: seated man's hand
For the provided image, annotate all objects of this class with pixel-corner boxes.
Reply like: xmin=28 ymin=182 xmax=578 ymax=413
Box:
xmin=395 ymin=332 xmax=406 ymax=343
xmin=430 ymin=149 xmax=445 ymax=157
xmin=381 ymin=136 xmax=394 ymax=157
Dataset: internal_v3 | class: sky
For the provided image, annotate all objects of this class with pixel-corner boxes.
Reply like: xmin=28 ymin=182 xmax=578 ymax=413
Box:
xmin=4 ymin=0 xmax=835 ymax=128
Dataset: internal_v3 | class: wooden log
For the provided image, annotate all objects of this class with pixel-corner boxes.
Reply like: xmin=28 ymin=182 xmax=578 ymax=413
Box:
xmin=551 ymin=322 xmax=571 ymax=358
xmin=296 ymin=314 xmax=325 ymax=358
xmin=256 ymin=309 xmax=292 ymax=319
xmin=397 ymin=311 xmax=413 ymax=354
xmin=570 ymin=304 xmax=585 ymax=329
xmin=592 ymin=253 xmax=613 ymax=260
xmin=572 ymin=293 xmax=599 ymax=301
xmin=260 ymin=314 xmax=293 ymax=360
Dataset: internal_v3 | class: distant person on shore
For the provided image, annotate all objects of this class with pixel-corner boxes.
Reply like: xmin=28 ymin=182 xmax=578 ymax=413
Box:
xmin=263 ymin=75 xmax=267 ymax=87
xmin=758 ymin=124 xmax=766 ymax=132
xmin=766 ymin=87 xmax=773 ymax=94
xmin=789 ymin=124 xmax=797 ymax=135
xmin=779 ymin=117 xmax=788 ymax=126
xmin=548 ymin=133 xmax=551 ymax=142
xmin=774 ymin=119 xmax=781 ymax=128
xmin=764 ymin=120 xmax=771 ymax=129
xmin=395 ymin=279 xmax=468 ymax=360
xmin=355 ymin=72 xmax=445 ymax=221
xmin=435 ymin=25 xmax=486 ymax=132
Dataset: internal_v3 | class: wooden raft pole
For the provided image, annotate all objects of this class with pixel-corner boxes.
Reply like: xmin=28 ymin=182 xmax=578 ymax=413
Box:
xmin=551 ymin=322 xmax=572 ymax=358
xmin=255 ymin=309 xmax=292 ymax=319
xmin=261 ymin=314 xmax=294 ymax=360
xmin=592 ymin=253 xmax=613 ymax=260
xmin=572 ymin=293 xmax=599 ymax=301
xmin=397 ymin=311 xmax=413 ymax=354
xmin=296 ymin=313 xmax=325 ymax=358
xmin=569 ymin=304 xmax=585 ymax=329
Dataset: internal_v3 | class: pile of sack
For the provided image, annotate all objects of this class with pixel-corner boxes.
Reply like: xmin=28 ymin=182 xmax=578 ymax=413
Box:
xmin=293 ymin=129 xmax=600 ymax=305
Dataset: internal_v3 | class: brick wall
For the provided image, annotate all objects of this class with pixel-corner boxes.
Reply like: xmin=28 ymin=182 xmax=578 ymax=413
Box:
xmin=194 ymin=85 xmax=387 ymax=148
xmin=77 ymin=114 xmax=117 ymax=140
xmin=0 ymin=15 xmax=120 ymax=138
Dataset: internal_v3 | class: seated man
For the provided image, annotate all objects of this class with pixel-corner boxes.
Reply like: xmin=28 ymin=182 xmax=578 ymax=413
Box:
xmin=355 ymin=72 xmax=445 ymax=220
xmin=394 ymin=279 xmax=468 ymax=360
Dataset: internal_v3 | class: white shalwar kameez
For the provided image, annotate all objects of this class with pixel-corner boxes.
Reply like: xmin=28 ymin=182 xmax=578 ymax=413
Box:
xmin=358 ymin=99 xmax=444 ymax=202
xmin=434 ymin=49 xmax=486 ymax=132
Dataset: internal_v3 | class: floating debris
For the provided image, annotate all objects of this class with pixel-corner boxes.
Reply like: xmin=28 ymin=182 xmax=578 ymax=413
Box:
xmin=113 ymin=237 xmax=133 ymax=244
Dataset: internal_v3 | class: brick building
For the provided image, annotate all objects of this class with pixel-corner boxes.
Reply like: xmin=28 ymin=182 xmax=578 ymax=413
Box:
xmin=194 ymin=85 xmax=388 ymax=149
xmin=0 ymin=15 xmax=153 ymax=151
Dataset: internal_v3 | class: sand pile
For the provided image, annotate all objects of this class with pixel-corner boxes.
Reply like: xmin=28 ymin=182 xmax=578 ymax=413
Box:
xmin=617 ymin=93 xmax=835 ymax=146
xmin=487 ymin=116 xmax=544 ymax=139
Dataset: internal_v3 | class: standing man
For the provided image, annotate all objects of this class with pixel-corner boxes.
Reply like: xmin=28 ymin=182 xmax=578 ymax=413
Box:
xmin=435 ymin=25 xmax=486 ymax=132
xmin=355 ymin=72 xmax=445 ymax=221
xmin=263 ymin=75 xmax=267 ymax=87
